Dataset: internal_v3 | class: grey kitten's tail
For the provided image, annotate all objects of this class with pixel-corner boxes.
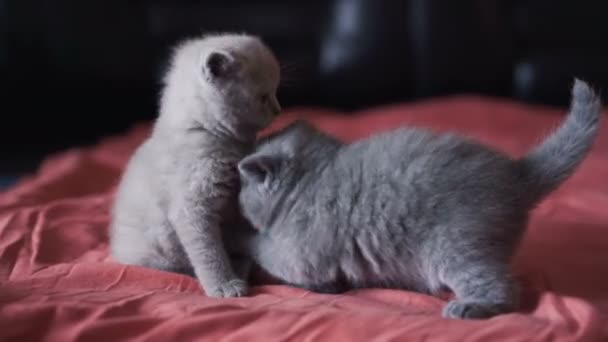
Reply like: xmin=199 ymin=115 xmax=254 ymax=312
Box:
xmin=518 ymin=79 xmax=602 ymax=202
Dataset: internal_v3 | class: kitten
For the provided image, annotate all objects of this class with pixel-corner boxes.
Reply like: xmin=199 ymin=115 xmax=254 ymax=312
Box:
xmin=235 ymin=80 xmax=601 ymax=317
xmin=110 ymin=33 xmax=281 ymax=298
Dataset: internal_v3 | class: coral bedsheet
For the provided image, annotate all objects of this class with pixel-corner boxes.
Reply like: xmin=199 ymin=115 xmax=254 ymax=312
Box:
xmin=1 ymin=96 xmax=608 ymax=341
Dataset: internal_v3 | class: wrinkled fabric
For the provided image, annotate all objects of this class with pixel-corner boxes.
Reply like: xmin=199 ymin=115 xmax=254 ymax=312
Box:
xmin=1 ymin=96 xmax=607 ymax=341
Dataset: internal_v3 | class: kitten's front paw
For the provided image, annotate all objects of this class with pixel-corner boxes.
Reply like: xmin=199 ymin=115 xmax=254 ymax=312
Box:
xmin=206 ymin=279 xmax=248 ymax=298
xmin=442 ymin=300 xmax=512 ymax=319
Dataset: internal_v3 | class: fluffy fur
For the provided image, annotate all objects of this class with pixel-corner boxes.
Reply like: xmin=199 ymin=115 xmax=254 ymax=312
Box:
xmin=110 ymin=33 xmax=281 ymax=297
xmin=235 ymin=80 xmax=601 ymax=317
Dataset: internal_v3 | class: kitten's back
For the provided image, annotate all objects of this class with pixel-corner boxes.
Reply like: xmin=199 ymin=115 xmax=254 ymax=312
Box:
xmin=340 ymin=128 xmax=522 ymax=219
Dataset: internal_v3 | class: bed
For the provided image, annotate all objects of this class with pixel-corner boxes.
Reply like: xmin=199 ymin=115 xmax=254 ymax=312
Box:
xmin=1 ymin=95 xmax=607 ymax=341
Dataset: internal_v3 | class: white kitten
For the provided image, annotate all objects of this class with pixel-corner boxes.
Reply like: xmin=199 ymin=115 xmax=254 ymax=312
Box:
xmin=110 ymin=33 xmax=281 ymax=297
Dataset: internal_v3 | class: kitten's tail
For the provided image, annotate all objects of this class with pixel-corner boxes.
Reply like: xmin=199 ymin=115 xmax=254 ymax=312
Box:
xmin=518 ymin=79 xmax=602 ymax=203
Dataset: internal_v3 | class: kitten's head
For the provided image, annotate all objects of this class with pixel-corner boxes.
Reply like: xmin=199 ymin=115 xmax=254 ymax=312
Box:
xmin=165 ymin=33 xmax=281 ymax=133
xmin=237 ymin=121 xmax=338 ymax=229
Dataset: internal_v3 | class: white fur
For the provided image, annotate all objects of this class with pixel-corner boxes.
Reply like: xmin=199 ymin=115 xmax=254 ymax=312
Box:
xmin=110 ymin=33 xmax=281 ymax=297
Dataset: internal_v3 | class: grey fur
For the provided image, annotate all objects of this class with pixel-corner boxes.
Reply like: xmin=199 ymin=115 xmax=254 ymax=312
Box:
xmin=235 ymin=79 xmax=601 ymax=318
xmin=110 ymin=33 xmax=281 ymax=297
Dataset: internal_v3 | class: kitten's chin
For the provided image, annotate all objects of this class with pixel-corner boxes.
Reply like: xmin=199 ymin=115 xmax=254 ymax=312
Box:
xmin=256 ymin=115 xmax=275 ymax=129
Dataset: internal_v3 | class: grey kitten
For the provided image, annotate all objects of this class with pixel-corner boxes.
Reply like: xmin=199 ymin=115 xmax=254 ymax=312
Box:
xmin=235 ymin=80 xmax=601 ymax=317
xmin=110 ymin=33 xmax=281 ymax=297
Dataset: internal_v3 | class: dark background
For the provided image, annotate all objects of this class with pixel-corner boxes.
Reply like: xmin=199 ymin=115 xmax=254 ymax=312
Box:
xmin=1 ymin=0 xmax=607 ymax=186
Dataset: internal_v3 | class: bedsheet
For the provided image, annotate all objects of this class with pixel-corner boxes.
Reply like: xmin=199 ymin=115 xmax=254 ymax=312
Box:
xmin=1 ymin=96 xmax=608 ymax=341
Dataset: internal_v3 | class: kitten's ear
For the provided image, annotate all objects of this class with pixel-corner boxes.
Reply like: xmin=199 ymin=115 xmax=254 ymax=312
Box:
xmin=205 ymin=51 xmax=239 ymax=79
xmin=238 ymin=154 xmax=280 ymax=184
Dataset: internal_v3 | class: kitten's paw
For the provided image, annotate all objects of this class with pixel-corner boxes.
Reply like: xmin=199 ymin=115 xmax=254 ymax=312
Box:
xmin=442 ymin=300 xmax=512 ymax=319
xmin=206 ymin=279 xmax=248 ymax=298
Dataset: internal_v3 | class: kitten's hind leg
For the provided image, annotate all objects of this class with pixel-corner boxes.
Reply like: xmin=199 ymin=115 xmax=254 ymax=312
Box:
xmin=111 ymin=223 xmax=194 ymax=277
xmin=435 ymin=249 xmax=519 ymax=319
xmin=139 ymin=255 xmax=195 ymax=277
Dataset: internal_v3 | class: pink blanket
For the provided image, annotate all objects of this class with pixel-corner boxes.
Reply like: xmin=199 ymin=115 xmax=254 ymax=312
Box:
xmin=1 ymin=96 xmax=608 ymax=341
